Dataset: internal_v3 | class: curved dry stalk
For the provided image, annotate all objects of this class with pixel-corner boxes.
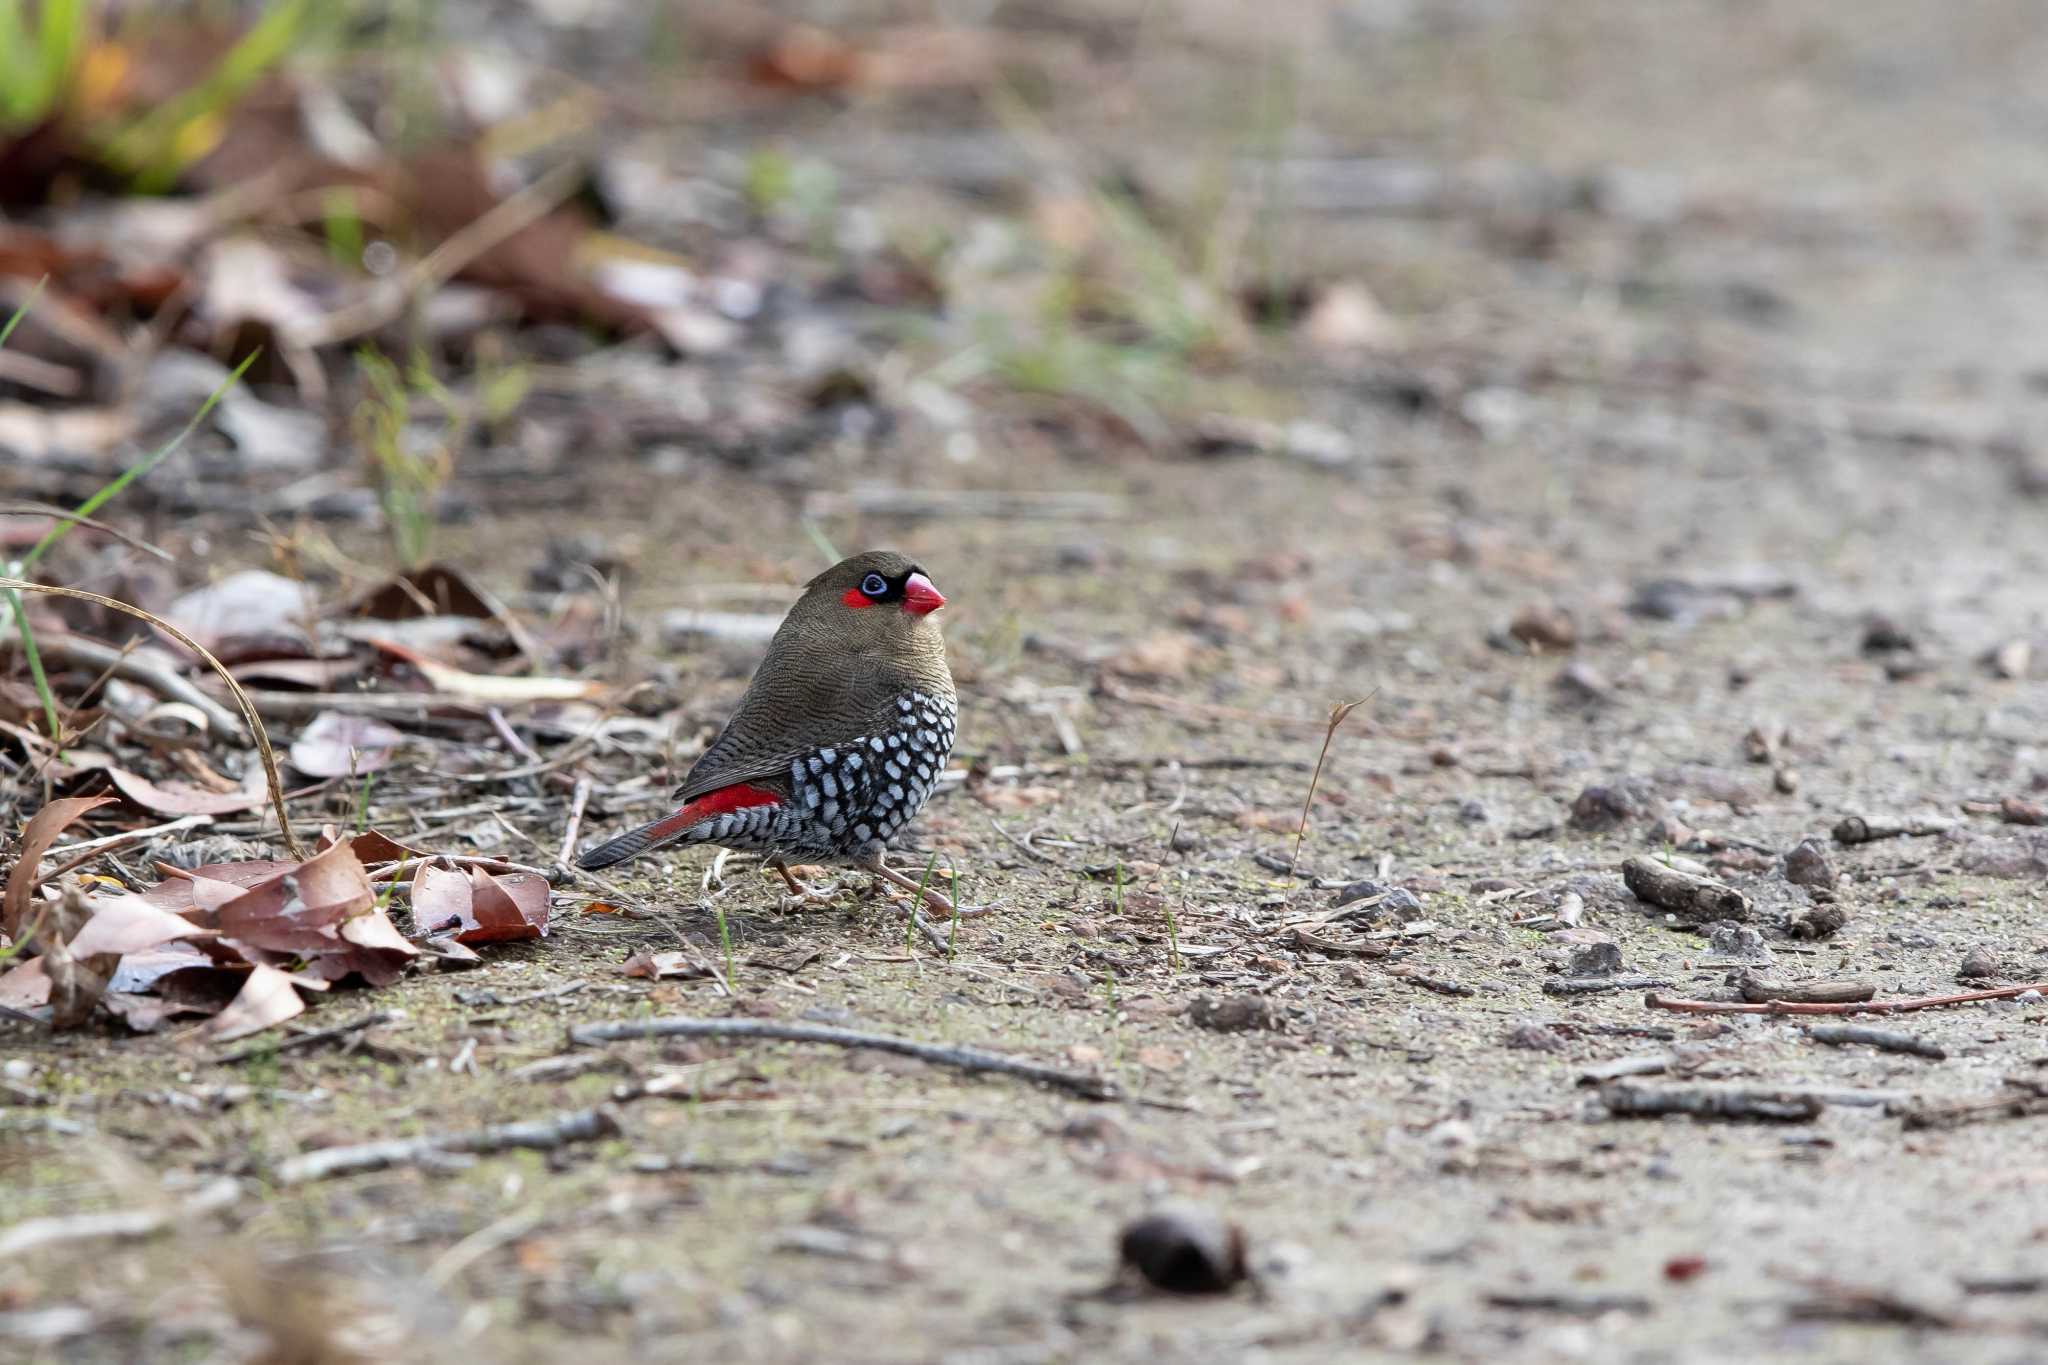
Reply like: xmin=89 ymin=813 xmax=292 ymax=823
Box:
xmin=0 ymin=576 xmax=302 ymax=859
xmin=0 ymin=504 xmax=174 ymax=562
xmin=1289 ymin=691 xmax=1376 ymax=877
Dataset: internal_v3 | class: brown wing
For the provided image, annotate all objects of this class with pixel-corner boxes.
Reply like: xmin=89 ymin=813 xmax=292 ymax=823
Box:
xmin=674 ymin=648 xmax=910 ymax=803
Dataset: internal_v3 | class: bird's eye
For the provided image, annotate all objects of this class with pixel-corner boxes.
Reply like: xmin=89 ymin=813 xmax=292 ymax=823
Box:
xmin=860 ymin=572 xmax=889 ymax=597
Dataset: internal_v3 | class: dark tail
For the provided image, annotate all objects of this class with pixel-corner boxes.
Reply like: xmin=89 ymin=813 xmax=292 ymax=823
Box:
xmin=576 ymin=809 xmax=696 ymax=871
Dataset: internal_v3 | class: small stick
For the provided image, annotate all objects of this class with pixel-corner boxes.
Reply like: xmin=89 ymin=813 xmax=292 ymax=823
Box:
xmin=1577 ymin=1054 xmax=1674 ymax=1085
xmin=1903 ymin=1091 xmax=2048 ymax=1131
xmin=1647 ymin=982 xmax=2048 ymax=1017
xmin=1600 ymin=1082 xmax=1822 ymax=1122
xmin=1621 ymin=856 xmax=1750 ymax=923
xmin=567 ymin=1016 xmax=1117 ymax=1100
xmin=1543 ymin=975 xmax=1675 ymax=996
xmin=275 ymin=1105 xmax=621 ymax=1183
xmin=909 ymin=908 xmax=951 ymax=954
xmin=488 ymin=707 xmax=541 ymax=763
xmin=34 ymin=814 xmax=213 ymax=886
xmin=556 ymin=776 xmax=593 ymax=869
xmin=1833 ymin=814 xmax=1956 ymax=845
xmin=1805 ymin=1024 xmax=1946 ymax=1060
xmin=987 ymin=815 xmax=1053 ymax=863
xmin=22 ymin=633 xmax=240 ymax=735
xmin=0 ymin=503 xmax=173 ymax=562
xmin=214 ymin=1010 xmax=399 ymax=1065
xmin=292 ymin=160 xmax=587 ymax=347
xmin=1737 ymin=972 xmax=1876 ymax=1005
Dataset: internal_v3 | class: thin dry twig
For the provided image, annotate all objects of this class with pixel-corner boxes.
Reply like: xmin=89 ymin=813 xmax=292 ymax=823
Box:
xmin=213 ymin=1010 xmax=400 ymax=1065
xmin=0 ymin=503 xmax=174 ymax=561
xmin=1290 ymin=693 xmax=1372 ymax=877
xmin=1646 ymin=982 xmax=2048 ymax=1016
xmin=1805 ymin=1024 xmax=1946 ymax=1060
xmin=568 ymin=1016 xmax=1118 ymax=1100
xmin=275 ymin=1105 xmax=621 ymax=1183
xmin=556 ymin=776 xmax=593 ymax=869
xmin=0 ymin=577 xmax=302 ymax=858
xmin=33 ymin=814 xmax=213 ymax=887
xmin=24 ymin=632 xmax=240 ymax=734
xmin=293 ymin=160 xmax=587 ymax=348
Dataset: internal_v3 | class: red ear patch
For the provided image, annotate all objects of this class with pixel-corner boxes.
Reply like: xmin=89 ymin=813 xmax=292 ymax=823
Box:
xmin=841 ymin=588 xmax=876 ymax=609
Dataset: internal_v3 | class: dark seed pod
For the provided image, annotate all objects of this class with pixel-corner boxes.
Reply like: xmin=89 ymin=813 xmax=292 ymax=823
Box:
xmin=1117 ymin=1205 xmax=1249 ymax=1295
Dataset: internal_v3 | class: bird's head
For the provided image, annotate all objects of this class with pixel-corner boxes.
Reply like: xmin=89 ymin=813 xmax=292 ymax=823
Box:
xmin=793 ymin=550 xmax=948 ymax=655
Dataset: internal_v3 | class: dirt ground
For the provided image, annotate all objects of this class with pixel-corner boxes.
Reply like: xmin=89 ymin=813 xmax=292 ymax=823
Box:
xmin=7 ymin=1 xmax=2048 ymax=1362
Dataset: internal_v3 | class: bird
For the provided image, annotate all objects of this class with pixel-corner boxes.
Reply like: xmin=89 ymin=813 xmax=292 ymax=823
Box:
xmin=575 ymin=550 xmax=970 ymax=917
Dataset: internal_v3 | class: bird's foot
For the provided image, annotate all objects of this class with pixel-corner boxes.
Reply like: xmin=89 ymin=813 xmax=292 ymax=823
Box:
xmin=860 ymin=855 xmax=997 ymax=918
xmin=777 ymin=881 xmax=844 ymax=912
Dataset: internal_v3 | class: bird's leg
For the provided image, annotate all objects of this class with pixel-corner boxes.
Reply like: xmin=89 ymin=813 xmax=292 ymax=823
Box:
xmin=859 ymin=852 xmax=995 ymax=918
xmin=770 ymin=855 xmax=839 ymax=907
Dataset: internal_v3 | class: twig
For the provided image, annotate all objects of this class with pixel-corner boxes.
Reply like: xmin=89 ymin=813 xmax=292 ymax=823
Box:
xmin=1902 ymin=1090 xmax=2048 ymax=1131
xmin=213 ymin=1010 xmax=399 ymax=1065
xmin=235 ymin=690 xmax=490 ymax=721
xmin=1805 ymin=1024 xmax=1946 ymax=1060
xmin=1600 ymin=1082 xmax=1824 ymax=1122
xmin=1833 ymin=814 xmax=1956 ymax=845
xmin=18 ymin=633 xmax=241 ymax=734
xmin=0 ymin=503 xmax=173 ymax=561
xmin=0 ymin=577 xmax=301 ymax=858
xmin=556 ymin=776 xmax=592 ymax=869
xmin=1621 ymin=856 xmax=1750 ymax=923
xmin=568 ymin=1016 xmax=1117 ymax=1100
xmin=425 ymin=1209 xmax=547 ymax=1289
xmin=33 ymin=814 xmax=213 ymax=887
xmin=910 ymin=908 xmax=951 ymax=953
xmin=1544 ymin=975 xmax=1674 ymax=996
xmin=275 ymin=1105 xmax=621 ymax=1183
xmin=1647 ymin=982 xmax=2048 ymax=1017
xmin=292 ymin=160 xmax=587 ymax=347
xmin=0 ymin=1178 xmax=239 ymax=1257
xmin=488 ymin=707 xmax=540 ymax=763
xmin=987 ymin=815 xmax=1053 ymax=863
xmin=1576 ymin=1054 xmax=1675 ymax=1085
xmin=1737 ymin=972 xmax=1876 ymax=1005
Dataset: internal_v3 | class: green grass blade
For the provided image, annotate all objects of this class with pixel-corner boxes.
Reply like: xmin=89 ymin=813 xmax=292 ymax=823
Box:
xmin=0 ymin=278 xmax=60 ymax=737
xmin=17 ymin=349 xmax=257 ymax=574
xmin=103 ymin=0 xmax=311 ymax=183
xmin=0 ymin=276 xmax=46 ymax=352
xmin=6 ymin=586 xmax=61 ymax=739
xmin=29 ymin=0 xmax=84 ymax=115
xmin=0 ymin=1 xmax=36 ymax=125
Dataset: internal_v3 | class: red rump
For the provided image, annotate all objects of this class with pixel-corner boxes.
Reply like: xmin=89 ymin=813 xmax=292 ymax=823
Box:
xmin=647 ymin=783 xmax=782 ymax=838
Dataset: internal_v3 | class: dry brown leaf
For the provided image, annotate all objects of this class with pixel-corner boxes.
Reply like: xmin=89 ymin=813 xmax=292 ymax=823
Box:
xmin=288 ymin=711 xmax=406 ymax=778
xmin=105 ymin=763 xmax=268 ymax=817
xmin=622 ymin=950 xmax=710 ymax=980
xmin=0 ymin=956 xmax=50 ymax=1009
xmin=191 ymin=964 xmax=304 ymax=1043
xmin=141 ymin=861 xmax=299 ymax=915
xmin=161 ymin=568 xmax=316 ymax=653
xmin=3 ymin=794 xmax=116 ymax=940
xmin=65 ymin=892 xmax=211 ymax=958
xmin=411 ymin=864 xmax=547 ymax=945
xmin=210 ymin=842 xmax=375 ymax=954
